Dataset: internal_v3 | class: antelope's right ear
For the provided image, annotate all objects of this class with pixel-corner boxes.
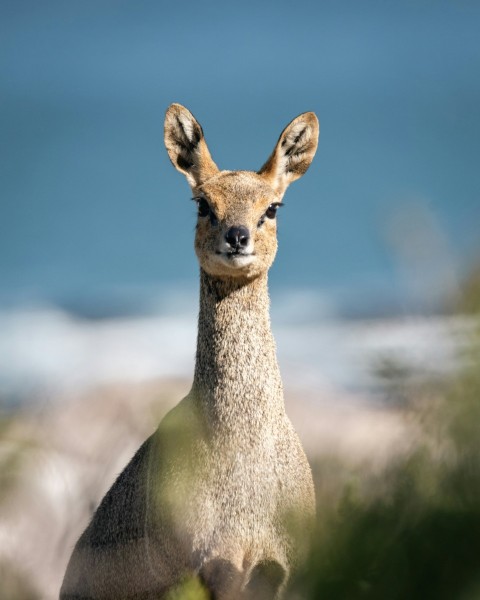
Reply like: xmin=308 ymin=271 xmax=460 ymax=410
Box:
xmin=164 ymin=104 xmax=219 ymax=188
xmin=259 ymin=111 xmax=319 ymax=196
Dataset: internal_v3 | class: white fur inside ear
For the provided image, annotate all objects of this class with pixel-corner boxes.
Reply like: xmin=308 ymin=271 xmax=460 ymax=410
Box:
xmin=275 ymin=122 xmax=311 ymax=180
xmin=284 ymin=121 xmax=312 ymax=146
xmin=281 ymin=122 xmax=312 ymax=158
xmin=258 ymin=112 xmax=319 ymax=194
xmin=178 ymin=113 xmax=196 ymax=143
xmin=164 ymin=103 xmax=219 ymax=187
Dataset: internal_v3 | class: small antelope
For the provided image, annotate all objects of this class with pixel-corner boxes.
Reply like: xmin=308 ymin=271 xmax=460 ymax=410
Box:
xmin=61 ymin=104 xmax=319 ymax=599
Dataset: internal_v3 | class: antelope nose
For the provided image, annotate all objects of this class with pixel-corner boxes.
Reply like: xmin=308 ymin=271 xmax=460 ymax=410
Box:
xmin=225 ymin=226 xmax=250 ymax=249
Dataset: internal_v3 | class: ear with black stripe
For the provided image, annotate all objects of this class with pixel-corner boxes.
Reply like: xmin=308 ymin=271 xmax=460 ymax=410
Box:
xmin=164 ymin=104 xmax=219 ymax=188
xmin=259 ymin=112 xmax=319 ymax=196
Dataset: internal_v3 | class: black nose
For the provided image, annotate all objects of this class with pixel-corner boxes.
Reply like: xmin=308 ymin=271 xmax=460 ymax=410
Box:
xmin=225 ymin=226 xmax=250 ymax=250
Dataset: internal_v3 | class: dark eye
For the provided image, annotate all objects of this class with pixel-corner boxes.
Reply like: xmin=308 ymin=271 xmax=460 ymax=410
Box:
xmin=265 ymin=202 xmax=283 ymax=219
xmin=197 ymin=198 xmax=210 ymax=218
xmin=257 ymin=203 xmax=283 ymax=228
xmin=265 ymin=204 xmax=277 ymax=219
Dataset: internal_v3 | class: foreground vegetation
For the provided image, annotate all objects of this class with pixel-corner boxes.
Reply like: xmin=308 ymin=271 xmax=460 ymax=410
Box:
xmin=290 ymin=273 xmax=480 ymax=599
xmin=1 ymin=275 xmax=480 ymax=598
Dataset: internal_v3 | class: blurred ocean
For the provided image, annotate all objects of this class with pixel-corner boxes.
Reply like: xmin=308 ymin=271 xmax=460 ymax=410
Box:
xmin=0 ymin=287 xmax=465 ymax=407
xmin=1 ymin=1 xmax=479 ymax=406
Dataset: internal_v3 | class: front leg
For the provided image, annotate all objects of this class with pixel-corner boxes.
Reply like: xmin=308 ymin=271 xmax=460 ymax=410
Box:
xmin=199 ymin=558 xmax=244 ymax=600
xmin=244 ymin=560 xmax=286 ymax=600
xmin=198 ymin=558 xmax=286 ymax=600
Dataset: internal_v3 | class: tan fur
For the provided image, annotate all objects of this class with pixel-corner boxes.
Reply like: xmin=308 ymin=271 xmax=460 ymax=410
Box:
xmin=61 ymin=104 xmax=319 ymax=599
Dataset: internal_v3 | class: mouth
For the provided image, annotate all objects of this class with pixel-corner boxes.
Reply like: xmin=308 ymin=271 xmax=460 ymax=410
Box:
xmin=216 ymin=249 xmax=253 ymax=257
xmin=214 ymin=250 xmax=256 ymax=267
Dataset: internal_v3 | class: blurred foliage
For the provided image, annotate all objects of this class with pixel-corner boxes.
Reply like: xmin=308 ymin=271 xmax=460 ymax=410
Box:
xmin=0 ymin=416 xmax=41 ymax=599
xmin=458 ymin=265 xmax=480 ymax=315
xmin=0 ymin=415 xmax=33 ymax=506
xmin=165 ymin=576 xmax=209 ymax=600
xmin=290 ymin=268 xmax=480 ymax=600
xmin=0 ymin=561 xmax=40 ymax=600
xmin=371 ymin=355 xmax=414 ymax=407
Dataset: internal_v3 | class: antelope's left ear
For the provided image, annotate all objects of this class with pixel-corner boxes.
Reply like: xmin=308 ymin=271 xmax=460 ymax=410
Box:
xmin=164 ymin=103 xmax=219 ymax=189
xmin=258 ymin=112 xmax=319 ymax=196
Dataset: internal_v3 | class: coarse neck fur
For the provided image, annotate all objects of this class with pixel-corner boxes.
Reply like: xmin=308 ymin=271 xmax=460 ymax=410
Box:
xmin=192 ymin=269 xmax=285 ymax=436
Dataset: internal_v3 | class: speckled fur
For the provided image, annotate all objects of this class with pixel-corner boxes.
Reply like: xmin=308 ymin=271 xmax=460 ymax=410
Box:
xmin=61 ymin=104 xmax=319 ymax=600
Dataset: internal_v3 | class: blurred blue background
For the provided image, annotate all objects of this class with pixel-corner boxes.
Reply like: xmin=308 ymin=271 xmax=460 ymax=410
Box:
xmin=1 ymin=0 xmax=480 ymax=316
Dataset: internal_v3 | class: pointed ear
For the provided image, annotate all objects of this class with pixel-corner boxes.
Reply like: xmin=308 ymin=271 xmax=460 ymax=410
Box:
xmin=164 ymin=103 xmax=219 ymax=188
xmin=258 ymin=112 xmax=319 ymax=196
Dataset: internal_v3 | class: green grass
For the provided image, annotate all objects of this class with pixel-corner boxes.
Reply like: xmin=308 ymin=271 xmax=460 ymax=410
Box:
xmin=290 ymin=284 xmax=480 ymax=600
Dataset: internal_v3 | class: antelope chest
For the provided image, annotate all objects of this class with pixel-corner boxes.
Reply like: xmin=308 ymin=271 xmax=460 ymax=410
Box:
xmin=189 ymin=438 xmax=292 ymax=566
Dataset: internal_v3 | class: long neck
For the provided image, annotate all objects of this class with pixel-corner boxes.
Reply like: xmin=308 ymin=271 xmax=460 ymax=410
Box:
xmin=192 ymin=269 xmax=284 ymax=432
